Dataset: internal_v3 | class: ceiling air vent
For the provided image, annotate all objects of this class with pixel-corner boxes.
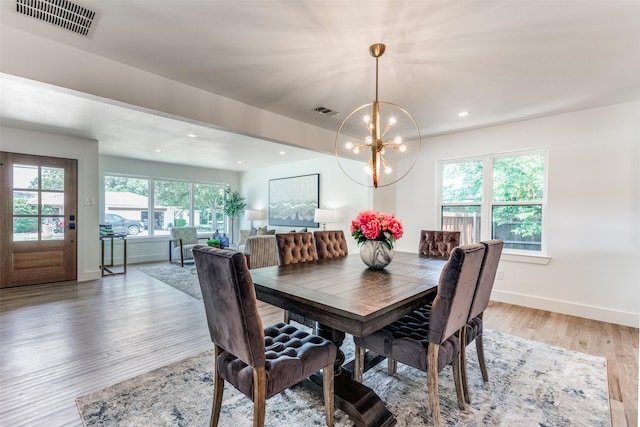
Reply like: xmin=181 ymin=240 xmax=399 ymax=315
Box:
xmin=314 ymin=106 xmax=339 ymax=116
xmin=16 ymin=0 xmax=96 ymax=37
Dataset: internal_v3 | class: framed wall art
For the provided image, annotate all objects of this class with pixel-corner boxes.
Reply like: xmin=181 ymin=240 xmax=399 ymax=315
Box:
xmin=269 ymin=173 xmax=319 ymax=227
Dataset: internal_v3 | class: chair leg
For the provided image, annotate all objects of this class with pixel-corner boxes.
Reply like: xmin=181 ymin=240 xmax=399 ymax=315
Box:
xmin=252 ymin=366 xmax=267 ymax=427
xmin=427 ymin=344 xmax=442 ymax=427
xmin=179 ymin=239 xmax=185 ymax=267
xmin=210 ymin=345 xmax=225 ymax=427
xmin=354 ymin=345 xmax=364 ymax=383
xmin=387 ymin=359 xmax=397 ymax=376
xmin=322 ymin=362 xmax=334 ymax=427
xmin=460 ymin=327 xmax=471 ymax=404
xmin=476 ymin=333 xmax=489 ymax=382
xmin=452 ymin=349 xmax=468 ymax=411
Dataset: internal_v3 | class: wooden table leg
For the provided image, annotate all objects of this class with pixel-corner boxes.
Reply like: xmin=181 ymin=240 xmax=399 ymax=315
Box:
xmin=311 ymin=323 xmax=396 ymax=427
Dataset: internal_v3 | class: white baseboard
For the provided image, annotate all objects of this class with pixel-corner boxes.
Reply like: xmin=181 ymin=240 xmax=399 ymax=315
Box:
xmin=491 ymin=290 xmax=639 ymax=328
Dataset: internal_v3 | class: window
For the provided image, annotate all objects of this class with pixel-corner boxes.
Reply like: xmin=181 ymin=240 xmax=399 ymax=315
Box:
xmin=13 ymin=164 xmax=65 ymax=241
xmin=440 ymin=150 xmax=546 ymax=254
xmin=104 ymin=174 xmax=228 ymax=237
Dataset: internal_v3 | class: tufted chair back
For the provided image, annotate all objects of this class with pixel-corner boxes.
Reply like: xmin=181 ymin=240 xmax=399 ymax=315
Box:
xmin=314 ymin=230 xmax=349 ymax=260
xmin=429 ymin=244 xmax=486 ymax=345
xmin=419 ymin=230 xmax=461 ymax=259
xmin=276 ymin=232 xmax=318 ymax=265
xmin=193 ymin=245 xmax=265 ymax=367
xmin=468 ymin=240 xmax=503 ymax=321
xmin=193 ymin=245 xmax=337 ymax=426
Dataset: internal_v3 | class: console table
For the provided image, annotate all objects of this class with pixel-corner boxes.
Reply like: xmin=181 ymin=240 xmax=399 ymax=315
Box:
xmin=100 ymin=233 xmax=127 ymax=277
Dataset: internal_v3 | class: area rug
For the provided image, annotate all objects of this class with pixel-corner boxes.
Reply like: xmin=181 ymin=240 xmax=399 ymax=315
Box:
xmin=138 ymin=264 xmax=202 ymax=300
xmin=76 ymin=330 xmax=610 ymax=426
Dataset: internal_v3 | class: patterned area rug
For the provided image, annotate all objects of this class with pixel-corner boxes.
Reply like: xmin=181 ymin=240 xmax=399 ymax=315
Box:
xmin=138 ymin=264 xmax=202 ymax=300
xmin=76 ymin=330 xmax=610 ymax=426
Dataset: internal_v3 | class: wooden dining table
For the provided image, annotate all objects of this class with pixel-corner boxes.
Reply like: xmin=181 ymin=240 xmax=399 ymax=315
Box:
xmin=250 ymin=251 xmax=447 ymax=427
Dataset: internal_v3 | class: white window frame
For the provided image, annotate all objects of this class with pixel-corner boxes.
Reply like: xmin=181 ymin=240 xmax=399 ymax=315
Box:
xmin=437 ymin=148 xmax=549 ymax=262
xmin=103 ymin=173 xmax=230 ymax=238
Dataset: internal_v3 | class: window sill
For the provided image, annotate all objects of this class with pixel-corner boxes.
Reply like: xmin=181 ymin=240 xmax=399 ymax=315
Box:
xmin=501 ymin=252 xmax=551 ymax=265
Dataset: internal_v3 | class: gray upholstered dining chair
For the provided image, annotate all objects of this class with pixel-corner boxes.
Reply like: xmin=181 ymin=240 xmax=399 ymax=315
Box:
xmin=460 ymin=239 xmax=503 ymax=403
xmin=276 ymin=232 xmax=318 ymax=328
xmin=192 ymin=245 xmax=337 ymax=427
xmin=419 ymin=230 xmax=461 ymax=259
xmin=353 ymin=243 xmax=486 ymax=426
xmin=313 ymin=230 xmax=349 ymax=260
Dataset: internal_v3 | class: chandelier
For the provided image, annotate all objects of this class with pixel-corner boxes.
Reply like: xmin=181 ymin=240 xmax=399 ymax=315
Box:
xmin=335 ymin=43 xmax=421 ymax=188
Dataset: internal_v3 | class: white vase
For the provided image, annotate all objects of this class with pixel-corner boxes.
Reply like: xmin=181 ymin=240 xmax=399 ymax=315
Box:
xmin=360 ymin=240 xmax=394 ymax=269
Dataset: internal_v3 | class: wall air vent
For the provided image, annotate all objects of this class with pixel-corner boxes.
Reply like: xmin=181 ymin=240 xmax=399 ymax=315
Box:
xmin=16 ymin=0 xmax=96 ymax=37
xmin=314 ymin=106 xmax=339 ymax=116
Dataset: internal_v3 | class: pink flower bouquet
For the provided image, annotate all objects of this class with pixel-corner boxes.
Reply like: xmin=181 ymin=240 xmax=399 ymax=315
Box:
xmin=350 ymin=209 xmax=404 ymax=249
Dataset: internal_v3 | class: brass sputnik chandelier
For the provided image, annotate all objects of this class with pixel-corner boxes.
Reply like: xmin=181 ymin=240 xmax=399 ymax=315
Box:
xmin=335 ymin=43 xmax=421 ymax=188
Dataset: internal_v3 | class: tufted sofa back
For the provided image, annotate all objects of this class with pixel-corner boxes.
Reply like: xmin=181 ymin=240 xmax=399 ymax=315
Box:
xmin=418 ymin=230 xmax=460 ymax=259
xmin=313 ymin=230 xmax=349 ymax=260
xmin=276 ymin=232 xmax=318 ymax=265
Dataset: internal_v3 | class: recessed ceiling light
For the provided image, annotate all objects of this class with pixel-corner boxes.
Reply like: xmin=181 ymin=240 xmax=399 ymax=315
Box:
xmin=187 ymin=133 xmax=197 ymax=138
xmin=279 ymin=151 xmax=286 ymax=155
xmin=237 ymin=160 xmax=243 ymax=164
xmin=458 ymin=111 xmax=469 ymax=117
xmin=155 ymin=149 xmax=161 ymax=153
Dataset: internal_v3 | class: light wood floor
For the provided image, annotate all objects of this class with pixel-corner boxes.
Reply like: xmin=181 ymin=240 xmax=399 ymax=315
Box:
xmin=0 ymin=263 xmax=637 ymax=427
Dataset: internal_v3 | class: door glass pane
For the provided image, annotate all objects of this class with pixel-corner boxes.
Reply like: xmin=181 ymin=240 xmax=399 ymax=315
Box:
xmin=13 ymin=191 xmax=38 ymax=214
xmin=42 ymin=192 xmax=64 ymax=215
xmin=13 ymin=217 xmax=38 ymax=241
xmin=13 ymin=164 xmax=38 ymax=189
xmin=41 ymin=167 xmax=65 ymax=191
xmin=42 ymin=217 xmax=64 ymax=240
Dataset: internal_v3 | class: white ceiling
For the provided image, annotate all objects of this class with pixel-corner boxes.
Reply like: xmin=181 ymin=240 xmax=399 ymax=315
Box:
xmin=1 ymin=0 xmax=639 ymax=171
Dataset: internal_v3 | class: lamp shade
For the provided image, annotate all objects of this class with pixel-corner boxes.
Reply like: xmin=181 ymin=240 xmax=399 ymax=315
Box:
xmin=244 ymin=209 xmax=262 ymax=221
xmin=314 ymin=208 xmax=335 ymax=224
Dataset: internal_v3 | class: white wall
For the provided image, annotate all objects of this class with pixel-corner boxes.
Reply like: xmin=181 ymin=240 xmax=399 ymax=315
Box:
xmin=0 ymin=126 xmax=101 ymax=281
xmin=391 ymin=101 xmax=640 ymax=327
xmin=240 ymin=155 xmax=370 ymax=254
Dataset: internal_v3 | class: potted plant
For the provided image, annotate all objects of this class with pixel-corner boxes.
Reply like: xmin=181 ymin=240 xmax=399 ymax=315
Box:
xmin=206 ymin=239 xmax=221 ymax=248
xmin=223 ymin=188 xmax=247 ymax=244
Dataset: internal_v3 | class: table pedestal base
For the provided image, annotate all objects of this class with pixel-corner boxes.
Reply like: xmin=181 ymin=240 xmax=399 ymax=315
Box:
xmin=307 ymin=322 xmax=396 ymax=427
xmin=304 ymin=370 xmax=396 ymax=427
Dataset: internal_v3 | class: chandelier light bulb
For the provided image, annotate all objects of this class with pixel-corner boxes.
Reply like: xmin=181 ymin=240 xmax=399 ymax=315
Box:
xmin=384 ymin=166 xmax=393 ymax=174
xmin=399 ymin=145 xmax=407 ymax=153
xmin=394 ymin=136 xmax=402 ymax=144
xmin=389 ymin=117 xmax=397 ymax=125
xmin=345 ymin=141 xmax=354 ymax=149
xmin=363 ymin=115 xmax=371 ymax=124
xmin=365 ymin=165 xmax=372 ymax=175
xmin=365 ymin=136 xmax=373 ymax=145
